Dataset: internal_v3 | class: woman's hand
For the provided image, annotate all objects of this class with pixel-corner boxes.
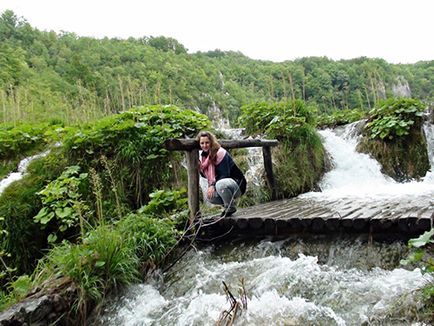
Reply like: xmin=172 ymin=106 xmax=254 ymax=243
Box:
xmin=207 ymin=185 xmax=215 ymax=199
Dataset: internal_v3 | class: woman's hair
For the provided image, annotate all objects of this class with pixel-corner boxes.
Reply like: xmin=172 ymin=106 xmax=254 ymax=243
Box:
xmin=196 ymin=131 xmax=221 ymax=162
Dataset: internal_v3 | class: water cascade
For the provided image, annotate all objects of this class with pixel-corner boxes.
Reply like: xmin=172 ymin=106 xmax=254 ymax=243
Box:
xmin=96 ymin=239 xmax=432 ymax=325
xmin=95 ymin=122 xmax=434 ymax=325
xmin=0 ymin=150 xmax=50 ymax=195
xmin=301 ymin=122 xmax=434 ymax=203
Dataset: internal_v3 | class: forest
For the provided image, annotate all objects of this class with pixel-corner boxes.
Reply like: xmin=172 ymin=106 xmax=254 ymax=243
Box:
xmin=0 ymin=10 xmax=433 ymax=126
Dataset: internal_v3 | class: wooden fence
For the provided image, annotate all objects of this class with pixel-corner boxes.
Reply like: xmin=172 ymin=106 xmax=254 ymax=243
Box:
xmin=164 ymin=138 xmax=279 ymax=222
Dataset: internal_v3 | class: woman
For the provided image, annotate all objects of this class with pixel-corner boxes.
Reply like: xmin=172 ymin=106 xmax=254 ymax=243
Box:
xmin=197 ymin=131 xmax=246 ymax=217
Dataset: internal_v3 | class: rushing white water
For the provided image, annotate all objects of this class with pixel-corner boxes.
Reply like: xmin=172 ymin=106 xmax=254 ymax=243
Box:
xmin=301 ymin=122 xmax=434 ymax=200
xmin=0 ymin=150 xmax=50 ymax=195
xmin=94 ymin=122 xmax=434 ymax=325
xmin=96 ymin=239 xmax=432 ymax=325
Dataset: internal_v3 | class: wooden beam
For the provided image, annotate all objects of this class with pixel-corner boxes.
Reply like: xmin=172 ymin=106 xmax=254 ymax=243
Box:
xmin=164 ymin=138 xmax=278 ymax=151
xmin=185 ymin=150 xmax=200 ymax=224
xmin=262 ymin=146 xmax=277 ymax=200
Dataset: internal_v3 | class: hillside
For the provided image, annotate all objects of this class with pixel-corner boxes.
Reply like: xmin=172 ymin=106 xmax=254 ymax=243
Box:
xmin=1 ymin=10 xmax=433 ymax=125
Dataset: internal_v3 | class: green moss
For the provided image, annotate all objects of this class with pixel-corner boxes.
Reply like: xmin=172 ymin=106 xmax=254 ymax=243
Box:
xmin=274 ymin=128 xmax=326 ymax=198
xmin=357 ymin=123 xmax=430 ymax=181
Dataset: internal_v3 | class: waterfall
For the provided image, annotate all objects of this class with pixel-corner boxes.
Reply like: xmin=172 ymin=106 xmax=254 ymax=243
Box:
xmin=95 ymin=239 xmax=432 ymax=325
xmin=0 ymin=150 xmax=50 ymax=195
xmin=302 ymin=122 xmax=434 ymax=200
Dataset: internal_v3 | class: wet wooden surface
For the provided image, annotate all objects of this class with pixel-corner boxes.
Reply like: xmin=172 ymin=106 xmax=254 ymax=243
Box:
xmin=199 ymin=196 xmax=434 ymax=239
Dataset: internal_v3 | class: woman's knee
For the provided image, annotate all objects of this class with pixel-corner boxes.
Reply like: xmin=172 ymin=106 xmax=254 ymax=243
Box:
xmin=215 ymin=179 xmax=233 ymax=193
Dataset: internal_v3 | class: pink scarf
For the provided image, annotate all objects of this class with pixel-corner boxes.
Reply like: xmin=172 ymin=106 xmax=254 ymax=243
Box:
xmin=200 ymin=147 xmax=226 ymax=186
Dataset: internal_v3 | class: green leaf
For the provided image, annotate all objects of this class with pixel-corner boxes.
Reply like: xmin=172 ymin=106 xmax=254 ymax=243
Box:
xmin=40 ymin=211 xmax=55 ymax=224
xmin=47 ymin=234 xmax=58 ymax=243
xmin=55 ymin=207 xmax=73 ymax=218
xmin=409 ymin=229 xmax=434 ymax=248
xmin=95 ymin=261 xmax=106 ymax=267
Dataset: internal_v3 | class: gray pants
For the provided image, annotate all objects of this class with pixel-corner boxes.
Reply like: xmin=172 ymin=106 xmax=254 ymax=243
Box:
xmin=208 ymin=178 xmax=241 ymax=210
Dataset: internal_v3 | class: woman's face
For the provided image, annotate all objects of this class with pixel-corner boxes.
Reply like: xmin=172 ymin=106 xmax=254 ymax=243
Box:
xmin=199 ymin=136 xmax=211 ymax=152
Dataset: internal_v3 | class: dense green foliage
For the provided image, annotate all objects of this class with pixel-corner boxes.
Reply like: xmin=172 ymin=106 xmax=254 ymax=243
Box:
xmin=358 ymin=98 xmax=429 ymax=181
xmin=64 ymin=105 xmax=208 ymax=208
xmin=239 ymin=100 xmax=326 ymax=197
xmin=0 ymin=122 xmax=73 ymax=178
xmin=317 ymin=108 xmax=367 ymax=128
xmin=1 ymin=10 xmax=433 ymax=126
xmin=365 ymin=98 xmax=426 ymax=140
xmin=0 ymin=104 xmax=207 ymax=304
xmin=239 ymin=100 xmax=316 ymax=138
xmin=0 ymin=151 xmax=67 ymax=275
xmin=34 ymin=165 xmax=89 ymax=243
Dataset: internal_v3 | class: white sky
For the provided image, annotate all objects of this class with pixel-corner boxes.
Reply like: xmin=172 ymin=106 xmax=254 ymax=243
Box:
xmin=1 ymin=0 xmax=433 ymax=64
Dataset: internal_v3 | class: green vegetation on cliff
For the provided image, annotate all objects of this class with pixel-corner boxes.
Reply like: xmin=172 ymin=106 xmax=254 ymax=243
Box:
xmin=358 ymin=98 xmax=429 ymax=181
xmin=239 ymin=100 xmax=326 ymax=198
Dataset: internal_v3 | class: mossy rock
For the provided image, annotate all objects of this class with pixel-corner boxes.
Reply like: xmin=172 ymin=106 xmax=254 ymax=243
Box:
xmin=274 ymin=131 xmax=327 ymax=198
xmin=357 ymin=123 xmax=430 ymax=181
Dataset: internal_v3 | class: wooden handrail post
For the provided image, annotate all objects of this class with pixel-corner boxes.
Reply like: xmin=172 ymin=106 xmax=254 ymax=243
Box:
xmin=185 ymin=149 xmax=200 ymax=223
xmin=262 ymin=146 xmax=277 ymax=200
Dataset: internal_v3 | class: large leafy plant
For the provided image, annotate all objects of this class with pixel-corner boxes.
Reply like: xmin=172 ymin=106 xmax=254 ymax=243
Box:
xmin=365 ymin=98 xmax=425 ymax=140
xmin=65 ymin=105 xmax=209 ymax=207
xmin=33 ymin=165 xmax=89 ymax=242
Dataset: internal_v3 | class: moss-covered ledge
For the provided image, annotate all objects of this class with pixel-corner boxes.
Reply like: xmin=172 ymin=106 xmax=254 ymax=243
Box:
xmin=357 ymin=124 xmax=430 ymax=181
xmin=357 ymin=98 xmax=430 ymax=181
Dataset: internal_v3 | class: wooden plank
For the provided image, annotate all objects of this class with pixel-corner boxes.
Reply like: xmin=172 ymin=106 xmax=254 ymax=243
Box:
xmin=264 ymin=218 xmax=276 ymax=233
xmin=262 ymin=146 xmax=277 ymax=200
xmin=265 ymin=205 xmax=307 ymax=219
xmin=312 ymin=217 xmax=325 ymax=232
xmin=164 ymin=138 xmax=279 ymax=151
xmin=249 ymin=217 xmax=264 ymax=229
xmin=185 ymin=150 xmax=199 ymax=224
xmin=324 ymin=217 xmax=340 ymax=231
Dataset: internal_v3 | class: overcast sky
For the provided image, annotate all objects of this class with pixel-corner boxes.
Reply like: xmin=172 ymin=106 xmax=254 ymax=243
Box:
xmin=1 ymin=0 xmax=433 ymax=64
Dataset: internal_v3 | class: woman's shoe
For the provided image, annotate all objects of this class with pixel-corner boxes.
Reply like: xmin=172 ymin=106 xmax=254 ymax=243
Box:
xmin=221 ymin=207 xmax=237 ymax=217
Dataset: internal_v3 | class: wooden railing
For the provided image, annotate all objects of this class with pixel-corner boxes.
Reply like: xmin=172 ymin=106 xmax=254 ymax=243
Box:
xmin=164 ymin=138 xmax=279 ymax=222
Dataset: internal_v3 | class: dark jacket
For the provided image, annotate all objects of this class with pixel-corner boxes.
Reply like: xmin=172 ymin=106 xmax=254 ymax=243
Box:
xmin=202 ymin=150 xmax=247 ymax=195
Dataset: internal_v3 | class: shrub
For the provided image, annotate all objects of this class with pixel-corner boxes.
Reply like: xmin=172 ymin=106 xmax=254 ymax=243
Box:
xmin=64 ymin=105 xmax=209 ymax=208
xmin=238 ymin=100 xmax=326 ymax=197
xmin=0 ymin=150 xmax=67 ymax=276
xmin=116 ymin=212 xmax=179 ymax=269
xmin=33 ymin=165 xmax=90 ymax=243
xmin=317 ymin=108 xmax=366 ymax=128
xmin=365 ymin=98 xmax=425 ymax=140
xmin=358 ymin=98 xmax=429 ymax=180
xmin=239 ymin=100 xmax=317 ymax=137
xmin=138 ymin=188 xmax=188 ymax=217
xmin=35 ymin=225 xmax=139 ymax=315
xmin=400 ymin=229 xmax=434 ymax=319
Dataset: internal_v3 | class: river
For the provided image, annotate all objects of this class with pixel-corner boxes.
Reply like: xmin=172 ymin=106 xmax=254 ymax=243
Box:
xmin=96 ymin=122 xmax=434 ymax=325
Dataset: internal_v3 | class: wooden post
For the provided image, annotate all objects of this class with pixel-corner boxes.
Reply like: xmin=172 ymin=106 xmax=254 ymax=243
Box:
xmin=185 ymin=149 xmax=200 ymax=223
xmin=262 ymin=146 xmax=277 ymax=200
xmin=164 ymin=138 xmax=279 ymax=219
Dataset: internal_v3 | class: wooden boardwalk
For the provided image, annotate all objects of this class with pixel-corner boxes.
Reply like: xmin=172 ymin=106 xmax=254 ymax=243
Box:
xmin=199 ymin=196 xmax=434 ymax=240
